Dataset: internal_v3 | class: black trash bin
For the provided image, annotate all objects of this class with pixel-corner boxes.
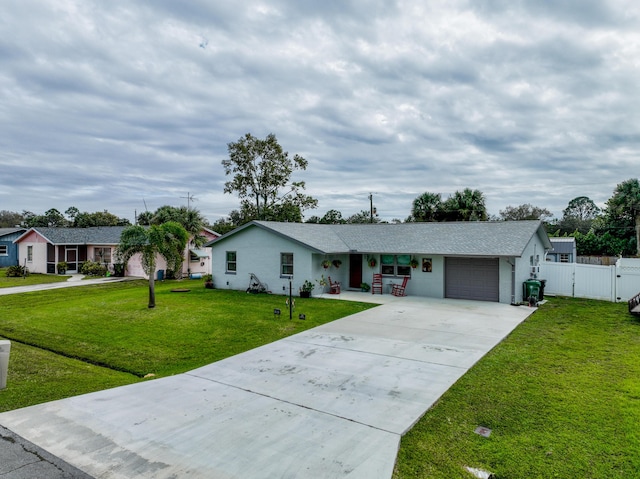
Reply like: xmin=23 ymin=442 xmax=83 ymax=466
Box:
xmin=539 ymin=279 xmax=546 ymax=300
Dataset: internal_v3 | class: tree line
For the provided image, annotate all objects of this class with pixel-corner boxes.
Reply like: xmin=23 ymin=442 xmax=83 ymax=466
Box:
xmin=3 ymin=133 xmax=638 ymax=257
xmin=215 ymin=133 xmax=639 ymax=256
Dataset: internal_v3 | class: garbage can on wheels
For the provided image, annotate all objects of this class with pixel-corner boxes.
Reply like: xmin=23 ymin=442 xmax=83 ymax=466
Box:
xmin=0 ymin=340 xmax=10 ymax=390
xmin=157 ymin=269 xmax=165 ymax=281
xmin=539 ymin=279 xmax=546 ymax=300
xmin=523 ymin=279 xmax=541 ymax=306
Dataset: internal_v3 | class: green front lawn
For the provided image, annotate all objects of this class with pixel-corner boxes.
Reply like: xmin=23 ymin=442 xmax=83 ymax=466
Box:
xmin=0 ymin=280 xmax=376 ymax=411
xmin=0 ymin=267 xmax=70 ymax=288
xmin=2 ymin=283 xmax=638 ymax=478
xmin=393 ymin=297 xmax=640 ymax=478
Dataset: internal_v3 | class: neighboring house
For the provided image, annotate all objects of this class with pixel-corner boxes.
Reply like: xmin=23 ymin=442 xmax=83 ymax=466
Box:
xmin=205 ymin=220 xmax=552 ymax=304
xmin=14 ymin=226 xmax=219 ymax=277
xmin=546 ymin=237 xmax=577 ymax=263
xmin=0 ymin=228 xmax=27 ymax=268
xmin=124 ymin=227 xmax=219 ymax=279
xmin=14 ymin=226 xmax=128 ymax=274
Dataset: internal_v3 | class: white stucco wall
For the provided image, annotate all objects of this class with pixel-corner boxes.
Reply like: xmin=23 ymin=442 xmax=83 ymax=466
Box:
xmin=514 ymin=234 xmax=548 ymax=303
xmin=211 ymin=225 xmax=549 ymax=304
xmin=17 ymin=235 xmax=48 ymax=274
xmin=212 ymin=227 xmax=317 ymax=294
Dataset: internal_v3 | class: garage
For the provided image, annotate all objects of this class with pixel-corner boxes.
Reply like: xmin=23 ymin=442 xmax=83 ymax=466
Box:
xmin=445 ymin=257 xmax=500 ymax=302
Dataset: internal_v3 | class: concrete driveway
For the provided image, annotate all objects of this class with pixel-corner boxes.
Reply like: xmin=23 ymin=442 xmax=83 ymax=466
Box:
xmin=0 ymin=294 xmax=535 ymax=479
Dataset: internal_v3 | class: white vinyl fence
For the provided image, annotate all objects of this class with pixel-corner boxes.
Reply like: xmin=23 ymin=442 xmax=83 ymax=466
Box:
xmin=540 ymin=258 xmax=640 ymax=303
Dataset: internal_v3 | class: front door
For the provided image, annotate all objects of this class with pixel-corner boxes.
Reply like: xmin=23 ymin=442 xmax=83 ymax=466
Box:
xmin=66 ymin=246 xmax=78 ymax=273
xmin=349 ymin=254 xmax=363 ymax=289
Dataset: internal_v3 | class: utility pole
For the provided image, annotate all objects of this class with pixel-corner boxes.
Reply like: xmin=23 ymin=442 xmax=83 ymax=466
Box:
xmin=369 ymin=193 xmax=373 ymax=223
xmin=369 ymin=193 xmax=377 ymax=223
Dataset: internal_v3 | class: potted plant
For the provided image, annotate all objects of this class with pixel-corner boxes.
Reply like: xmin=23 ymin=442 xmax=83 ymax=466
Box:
xmin=299 ymin=280 xmax=315 ymax=298
xmin=316 ymin=275 xmax=328 ymax=293
xmin=368 ymin=257 xmax=377 ymax=268
xmin=203 ymin=274 xmax=214 ymax=289
xmin=360 ymin=282 xmax=371 ymax=292
xmin=56 ymin=261 xmax=68 ymax=275
xmin=410 ymin=258 xmax=419 ymax=268
xmin=332 ymin=259 xmax=342 ymax=268
xmin=321 ymin=259 xmax=331 ymax=269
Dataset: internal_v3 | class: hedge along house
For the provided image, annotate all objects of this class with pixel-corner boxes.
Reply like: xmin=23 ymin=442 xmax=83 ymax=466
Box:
xmin=14 ymin=226 xmax=219 ymax=278
xmin=206 ymin=220 xmax=552 ymax=304
xmin=0 ymin=228 xmax=26 ymax=268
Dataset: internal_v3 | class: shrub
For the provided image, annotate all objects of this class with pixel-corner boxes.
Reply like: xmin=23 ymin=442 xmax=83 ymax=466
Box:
xmin=6 ymin=265 xmax=29 ymax=277
xmin=81 ymin=260 xmax=107 ymax=277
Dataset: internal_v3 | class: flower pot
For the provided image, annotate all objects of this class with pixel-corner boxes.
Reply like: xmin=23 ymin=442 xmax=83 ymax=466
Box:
xmin=300 ymin=291 xmax=311 ymax=298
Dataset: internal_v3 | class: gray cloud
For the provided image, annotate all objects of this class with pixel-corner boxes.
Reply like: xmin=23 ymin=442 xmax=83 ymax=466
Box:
xmin=1 ymin=0 xmax=639 ymax=224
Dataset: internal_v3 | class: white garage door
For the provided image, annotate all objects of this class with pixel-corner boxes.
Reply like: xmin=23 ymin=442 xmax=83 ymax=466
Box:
xmin=445 ymin=257 xmax=499 ymax=302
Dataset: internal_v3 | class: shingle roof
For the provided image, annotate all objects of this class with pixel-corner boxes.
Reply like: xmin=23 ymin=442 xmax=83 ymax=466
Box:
xmin=0 ymin=228 xmax=26 ymax=238
xmin=210 ymin=220 xmax=551 ymax=257
xmin=21 ymin=226 xmax=128 ymax=245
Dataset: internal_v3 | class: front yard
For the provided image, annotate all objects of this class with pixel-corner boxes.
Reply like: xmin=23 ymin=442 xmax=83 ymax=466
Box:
xmin=393 ymin=297 xmax=640 ymax=478
xmin=1 ymin=281 xmax=638 ymax=478
xmin=0 ymin=280 xmax=376 ymax=411
xmin=0 ymin=267 xmax=70 ymax=288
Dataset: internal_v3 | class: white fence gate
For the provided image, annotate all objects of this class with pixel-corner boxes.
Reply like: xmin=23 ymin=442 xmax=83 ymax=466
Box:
xmin=540 ymin=258 xmax=640 ymax=303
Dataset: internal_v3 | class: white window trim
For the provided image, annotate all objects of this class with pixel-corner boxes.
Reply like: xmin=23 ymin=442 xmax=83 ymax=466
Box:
xmin=226 ymin=251 xmax=237 ymax=274
xmin=280 ymin=252 xmax=293 ymax=277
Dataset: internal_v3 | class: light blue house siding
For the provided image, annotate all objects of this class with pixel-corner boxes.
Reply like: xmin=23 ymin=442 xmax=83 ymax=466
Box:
xmin=211 ymin=226 xmax=318 ymax=294
xmin=207 ymin=221 xmax=552 ymax=304
xmin=0 ymin=228 xmax=26 ymax=268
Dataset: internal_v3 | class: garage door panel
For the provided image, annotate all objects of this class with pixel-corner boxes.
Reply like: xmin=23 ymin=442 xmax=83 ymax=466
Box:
xmin=445 ymin=258 xmax=499 ymax=302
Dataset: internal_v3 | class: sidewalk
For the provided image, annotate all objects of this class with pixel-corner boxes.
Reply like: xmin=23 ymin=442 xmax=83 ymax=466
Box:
xmin=0 ymin=274 xmax=133 ymax=296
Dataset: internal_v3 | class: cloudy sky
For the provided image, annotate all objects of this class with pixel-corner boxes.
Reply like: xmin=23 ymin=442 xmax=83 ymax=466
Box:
xmin=1 ymin=1 xmax=639 ymax=224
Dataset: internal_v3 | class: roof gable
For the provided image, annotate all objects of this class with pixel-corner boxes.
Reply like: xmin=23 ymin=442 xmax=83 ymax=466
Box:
xmin=209 ymin=220 xmax=551 ymax=257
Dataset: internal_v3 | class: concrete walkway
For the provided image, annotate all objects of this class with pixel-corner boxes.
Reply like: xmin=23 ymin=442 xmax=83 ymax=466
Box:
xmin=0 ymin=274 xmax=131 ymax=296
xmin=0 ymin=291 xmax=535 ymax=478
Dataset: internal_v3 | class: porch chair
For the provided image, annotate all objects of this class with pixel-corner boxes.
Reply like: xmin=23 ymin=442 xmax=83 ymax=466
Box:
xmin=371 ymin=273 xmax=383 ymax=294
xmin=391 ymin=276 xmax=409 ymax=297
xmin=328 ymin=276 xmax=341 ymax=294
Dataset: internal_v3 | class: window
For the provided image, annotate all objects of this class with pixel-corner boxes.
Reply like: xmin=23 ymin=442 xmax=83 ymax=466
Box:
xmin=281 ymin=252 xmax=293 ymax=276
xmin=0 ymin=245 xmax=7 ymax=256
xmin=560 ymin=253 xmax=570 ymax=263
xmin=381 ymin=254 xmax=411 ymax=276
xmin=27 ymin=246 xmax=33 ymax=262
xmin=94 ymin=247 xmax=112 ymax=264
xmin=226 ymin=251 xmax=237 ymax=273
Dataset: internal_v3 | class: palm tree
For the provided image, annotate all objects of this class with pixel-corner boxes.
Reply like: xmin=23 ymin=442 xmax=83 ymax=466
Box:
xmin=411 ymin=192 xmax=442 ymax=222
xmin=117 ymin=222 xmax=189 ymax=308
xmin=443 ymin=188 xmax=488 ymax=221
xmin=149 ymin=205 xmax=208 ymax=277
